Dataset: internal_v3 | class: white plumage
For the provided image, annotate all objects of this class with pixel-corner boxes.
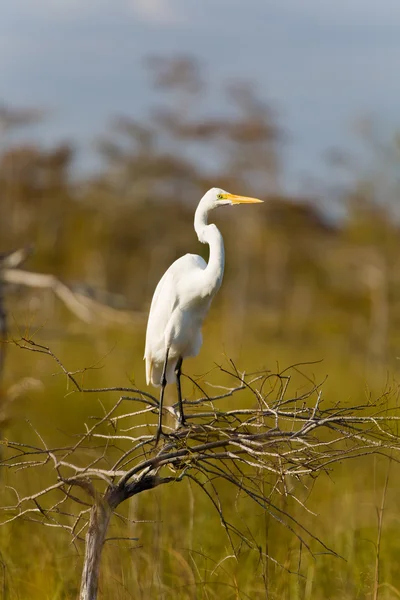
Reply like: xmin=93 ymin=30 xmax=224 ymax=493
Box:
xmin=144 ymin=187 xmax=263 ymax=442
xmin=145 ymin=253 xmax=209 ymax=386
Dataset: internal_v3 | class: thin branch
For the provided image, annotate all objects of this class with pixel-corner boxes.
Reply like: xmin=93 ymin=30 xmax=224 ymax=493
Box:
xmin=3 ymin=339 xmax=400 ymax=596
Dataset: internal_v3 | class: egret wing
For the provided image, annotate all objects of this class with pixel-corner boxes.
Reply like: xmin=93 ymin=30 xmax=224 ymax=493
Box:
xmin=144 ymin=254 xmax=206 ymax=382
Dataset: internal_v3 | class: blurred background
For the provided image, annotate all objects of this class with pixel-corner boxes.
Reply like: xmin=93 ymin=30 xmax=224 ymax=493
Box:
xmin=2 ymin=1 xmax=400 ymax=598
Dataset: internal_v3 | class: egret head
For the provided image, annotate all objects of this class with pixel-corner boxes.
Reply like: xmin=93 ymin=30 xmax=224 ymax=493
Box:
xmin=202 ymin=187 xmax=264 ymax=210
xmin=195 ymin=187 xmax=263 ymax=242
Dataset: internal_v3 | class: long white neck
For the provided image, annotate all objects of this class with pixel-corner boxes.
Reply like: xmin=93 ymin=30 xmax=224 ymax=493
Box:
xmin=194 ymin=204 xmax=225 ymax=295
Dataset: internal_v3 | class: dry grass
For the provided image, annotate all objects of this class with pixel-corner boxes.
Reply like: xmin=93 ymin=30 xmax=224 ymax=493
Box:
xmin=1 ymin=316 xmax=400 ymax=599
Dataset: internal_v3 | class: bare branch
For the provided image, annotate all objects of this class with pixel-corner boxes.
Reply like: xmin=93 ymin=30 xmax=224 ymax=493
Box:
xmin=2 ymin=340 xmax=400 ymax=599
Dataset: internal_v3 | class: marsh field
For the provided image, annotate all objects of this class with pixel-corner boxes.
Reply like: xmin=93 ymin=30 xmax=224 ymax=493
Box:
xmin=2 ymin=60 xmax=400 ymax=599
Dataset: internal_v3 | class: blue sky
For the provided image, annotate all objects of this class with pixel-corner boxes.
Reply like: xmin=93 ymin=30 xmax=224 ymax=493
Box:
xmin=1 ymin=0 xmax=400 ymax=193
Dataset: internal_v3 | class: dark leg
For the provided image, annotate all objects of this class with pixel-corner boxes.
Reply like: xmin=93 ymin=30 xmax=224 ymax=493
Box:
xmin=174 ymin=356 xmax=186 ymax=427
xmin=156 ymin=348 xmax=169 ymax=445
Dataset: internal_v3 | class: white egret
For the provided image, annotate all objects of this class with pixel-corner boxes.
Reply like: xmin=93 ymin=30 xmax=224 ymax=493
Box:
xmin=144 ymin=187 xmax=263 ymax=443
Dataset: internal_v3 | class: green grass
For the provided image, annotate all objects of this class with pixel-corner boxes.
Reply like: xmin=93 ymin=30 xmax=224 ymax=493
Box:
xmin=1 ymin=311 xmax=399 ymax=599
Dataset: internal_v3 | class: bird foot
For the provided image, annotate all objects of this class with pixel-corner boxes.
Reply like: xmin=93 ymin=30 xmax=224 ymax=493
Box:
xmin=154 ymin=428 xmax=180 ymax=447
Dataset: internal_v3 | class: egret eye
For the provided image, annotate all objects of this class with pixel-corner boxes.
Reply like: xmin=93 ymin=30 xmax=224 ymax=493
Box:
xmin=217 ymin=194 xmax=223 ymax=200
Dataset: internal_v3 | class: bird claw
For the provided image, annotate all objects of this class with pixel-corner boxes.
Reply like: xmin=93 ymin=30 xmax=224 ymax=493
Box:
xmin=154 ymin=428 xmax=179 ymax=447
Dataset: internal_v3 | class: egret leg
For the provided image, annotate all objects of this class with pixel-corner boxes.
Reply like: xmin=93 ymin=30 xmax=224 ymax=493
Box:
xmin=156 ymin=348 xmax=169 ymax=445
xmin=174 ymin=356 xmax=186 ymax=427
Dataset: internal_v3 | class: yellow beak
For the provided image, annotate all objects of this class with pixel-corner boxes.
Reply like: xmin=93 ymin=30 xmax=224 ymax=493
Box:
xmin=224 ymin=193 xmax=264 ymax=204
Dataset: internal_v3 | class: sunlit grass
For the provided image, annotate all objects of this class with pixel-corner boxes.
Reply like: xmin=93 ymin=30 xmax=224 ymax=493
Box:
xmin=1 ymin=311 xmax=399 ymax=599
